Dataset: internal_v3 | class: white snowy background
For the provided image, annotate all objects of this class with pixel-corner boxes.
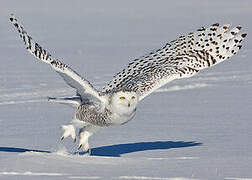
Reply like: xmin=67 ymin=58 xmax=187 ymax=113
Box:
xmin=0 ymin=0 xmax=252 ymax=179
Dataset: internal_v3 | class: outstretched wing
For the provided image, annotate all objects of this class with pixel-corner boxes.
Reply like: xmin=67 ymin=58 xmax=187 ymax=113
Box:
xmin=103 ymin=23 xmax=247 ymax=101
xmin=10 ymin=14 xmax=104 ymax=104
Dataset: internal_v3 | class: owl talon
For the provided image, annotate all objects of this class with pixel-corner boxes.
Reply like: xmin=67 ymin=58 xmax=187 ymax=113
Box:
xmin=78 ymin=144 xmax=82 ymax=150
xmin=61 ymin=124 xmax=76 ymax=141
xmin=78 ymin=145 xmax=91 ymax=155
xmin=87 ymin=149 xmax=91 ymax=155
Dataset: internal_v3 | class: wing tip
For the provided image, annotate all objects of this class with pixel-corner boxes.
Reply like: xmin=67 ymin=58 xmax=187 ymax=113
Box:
xmin=211 ymin=23 xmax=219 ymax=27
xmin=241 ymin=33 xmax=247 ymax=38
xmin=227 ymin=22 xmax=232 ymax=27
xmin=236 ymin=26 xmax=242 ymax=30
xmin=10 ymin=13 xmax=15 ymax=22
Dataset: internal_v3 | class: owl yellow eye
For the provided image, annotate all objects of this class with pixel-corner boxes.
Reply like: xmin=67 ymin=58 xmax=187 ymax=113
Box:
xmin=120 ymin=96 xmax=126 ymax=100
xmin=131 ymin=96 xmax=135 ymax=100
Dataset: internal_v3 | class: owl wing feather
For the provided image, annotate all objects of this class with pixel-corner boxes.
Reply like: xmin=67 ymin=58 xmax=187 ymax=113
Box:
xmin=10 ymin=14 xmax=105 ymax=104
xmin=103 ymin=23 xmax=247 ymax=101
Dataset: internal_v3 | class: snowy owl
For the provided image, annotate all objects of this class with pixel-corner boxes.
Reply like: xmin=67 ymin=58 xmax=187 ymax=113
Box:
xmin=10 ymin=14 xmax=247 ymax=153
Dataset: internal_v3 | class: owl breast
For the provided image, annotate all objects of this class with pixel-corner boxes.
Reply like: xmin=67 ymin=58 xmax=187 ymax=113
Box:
xmin=109 ymin=108 xmax=137 ymax=125
xmin=74 ymin=104 xmax=136 ymax=127
xmin=74 ymin=104 xmax=113 ymax=127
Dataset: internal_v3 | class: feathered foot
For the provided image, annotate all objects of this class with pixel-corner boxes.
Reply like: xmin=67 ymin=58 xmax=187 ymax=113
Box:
xmin=77 ymin=125 xmax=100 ymax=154
xmin=78 ymin=130 xmax=91 ymax=152
xmin=61 ymin=124 xmax=76 ymax=142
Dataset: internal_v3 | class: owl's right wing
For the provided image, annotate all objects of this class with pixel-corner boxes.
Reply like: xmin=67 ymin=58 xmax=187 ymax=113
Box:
xmin=103 ymin=23 xmax=247 ymax=101
xmin=10 ymin=14 xmax=105 ymax=104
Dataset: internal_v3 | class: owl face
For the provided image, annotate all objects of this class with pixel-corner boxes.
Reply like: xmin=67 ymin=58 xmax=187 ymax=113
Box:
xmin=110 ymin=90 xmax=138 ymax=114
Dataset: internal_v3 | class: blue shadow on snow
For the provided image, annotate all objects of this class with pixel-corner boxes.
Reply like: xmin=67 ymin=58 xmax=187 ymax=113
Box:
xmin=0 ymin=147 xmax=50 ymax=153
xmin=90 ymin=141 xmax=202 ymax=157
xmin=0 ymin=141 xmax=202 ymax=157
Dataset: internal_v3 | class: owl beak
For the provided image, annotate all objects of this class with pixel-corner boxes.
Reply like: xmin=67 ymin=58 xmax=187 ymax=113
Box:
xmin=128 ymin=102 xmax=130 ymax=107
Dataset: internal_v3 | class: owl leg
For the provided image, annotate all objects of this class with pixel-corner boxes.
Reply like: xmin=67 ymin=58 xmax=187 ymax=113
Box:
xmin=78 ymin=125 xmax=100 ymax=153
xmin=60 ymin=124 xmax=76 ymax=142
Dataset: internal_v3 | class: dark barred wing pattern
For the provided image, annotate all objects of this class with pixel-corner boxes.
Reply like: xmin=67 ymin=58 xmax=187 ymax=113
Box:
xmin=103 ymin=23 xmax=247 ymax=101
xmin=10 ymin=14 xmax=103 ymax=103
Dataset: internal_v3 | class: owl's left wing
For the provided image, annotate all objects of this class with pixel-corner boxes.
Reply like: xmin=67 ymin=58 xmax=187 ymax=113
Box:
xmin=103 ymin=23 xmax=247 ymax=101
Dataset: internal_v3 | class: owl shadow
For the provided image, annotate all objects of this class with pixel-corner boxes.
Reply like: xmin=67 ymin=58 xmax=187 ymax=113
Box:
xmin=0 ymin=147 xmax=50 ymax=153
xmin=0 ymin=141 xmax=202 ymax=157
xmin=90 ymin=141 xmax=202 ymax=157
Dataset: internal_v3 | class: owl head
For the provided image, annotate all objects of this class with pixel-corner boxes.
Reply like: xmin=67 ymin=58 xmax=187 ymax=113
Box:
xmin=109 ymin=89 xmax=139 ymax=114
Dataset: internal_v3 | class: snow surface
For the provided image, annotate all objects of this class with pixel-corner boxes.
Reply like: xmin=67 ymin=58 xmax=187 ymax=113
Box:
xmin=0 ymin=0 xmax=252 ymax=179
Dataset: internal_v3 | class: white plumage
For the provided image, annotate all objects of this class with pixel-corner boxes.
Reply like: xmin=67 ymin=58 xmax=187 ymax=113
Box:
xmin=10 ymin=14 xmax=247 ymax=153
xmin=103 ymin=23 xmax=246 ymax=101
